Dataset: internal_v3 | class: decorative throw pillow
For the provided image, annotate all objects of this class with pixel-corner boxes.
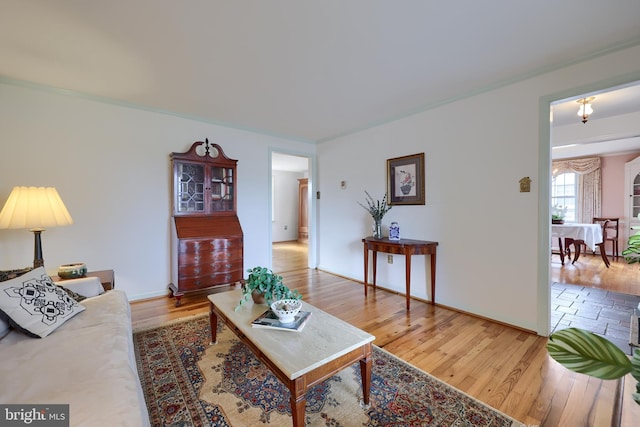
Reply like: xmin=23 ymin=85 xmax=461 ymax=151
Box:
xmin=0 ymin=267 xmax=33 ymax=282
xmin=58 ymin=286 xmax=86 ymax=303
xmin=0 ymin=267 xmax=85 ymax=338
xmin=0 ymin=267 xmax=35 ymax=339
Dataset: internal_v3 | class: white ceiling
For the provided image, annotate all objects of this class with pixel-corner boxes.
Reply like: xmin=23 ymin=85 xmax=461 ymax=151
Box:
xmin=1 ymin=1 xmax=640 ymax=143
xmin=272 ymin=152 xmax=309 ymax=172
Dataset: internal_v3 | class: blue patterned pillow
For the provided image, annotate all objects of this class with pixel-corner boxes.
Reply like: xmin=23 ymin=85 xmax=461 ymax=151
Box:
xmin=0 ymin=267 xmax=85 ymax=338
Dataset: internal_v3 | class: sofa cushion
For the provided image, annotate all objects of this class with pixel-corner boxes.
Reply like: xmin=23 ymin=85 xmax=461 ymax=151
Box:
xmin=54 ymin=276 xmax=104 ymax=298
xmin=0 ymin=317 xmax=9 ymax=341
xmin=0 ymin=267 xmax=85 ymax=338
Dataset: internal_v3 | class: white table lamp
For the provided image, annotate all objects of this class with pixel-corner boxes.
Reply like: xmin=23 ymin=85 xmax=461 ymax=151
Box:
xmin=0 ymin=186 xmax=73 ymax=268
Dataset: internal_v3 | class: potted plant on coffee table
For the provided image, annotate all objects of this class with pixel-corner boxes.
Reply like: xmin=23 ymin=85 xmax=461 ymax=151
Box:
xmin=235 ymin=266 xmax=301 ymax=311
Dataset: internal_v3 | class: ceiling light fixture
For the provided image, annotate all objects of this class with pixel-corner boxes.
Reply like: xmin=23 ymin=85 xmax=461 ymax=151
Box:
xmin=576 ymin=96 xmax=595 ymax=124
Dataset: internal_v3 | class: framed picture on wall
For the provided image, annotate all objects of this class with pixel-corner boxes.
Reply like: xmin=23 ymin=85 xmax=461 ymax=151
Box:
xmin=387 ymin=153 xmax=425 ymax=205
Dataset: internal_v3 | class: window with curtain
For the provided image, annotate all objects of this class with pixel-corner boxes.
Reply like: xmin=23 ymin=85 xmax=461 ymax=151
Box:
xmin=551 ymin=157 xmax=601 ymax=223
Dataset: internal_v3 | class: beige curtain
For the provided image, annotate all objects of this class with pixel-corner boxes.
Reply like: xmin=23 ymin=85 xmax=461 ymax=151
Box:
xmin=552 ymin=157 xmax=601 ymax=223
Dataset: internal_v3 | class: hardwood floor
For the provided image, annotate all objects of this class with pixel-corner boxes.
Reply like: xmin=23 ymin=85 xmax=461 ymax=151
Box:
xmin=272 ymin=240 xmax=308 ymax=273
xmin=131 ymin=243 xmax=640 ymax=426
xmin=551 ymin=251 xmax=640 ymax=295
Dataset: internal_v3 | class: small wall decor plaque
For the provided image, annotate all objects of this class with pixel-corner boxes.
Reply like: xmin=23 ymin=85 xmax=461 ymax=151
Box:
xmin=519 ymin=177 xmax=531 ymax=193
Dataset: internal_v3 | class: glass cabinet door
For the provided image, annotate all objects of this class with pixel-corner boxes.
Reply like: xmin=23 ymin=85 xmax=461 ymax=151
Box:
xmin=172 ymin=140 xmax=238 ymax=216
xmin=210 ymin=166 xmax=234 ymax=212
xmin=177 ymin=163 xmax=205 ymax=213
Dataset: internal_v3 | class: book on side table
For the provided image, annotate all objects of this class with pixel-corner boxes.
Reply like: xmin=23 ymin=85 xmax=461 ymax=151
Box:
xmin=251 ymin=309 xmax=312 ymax=332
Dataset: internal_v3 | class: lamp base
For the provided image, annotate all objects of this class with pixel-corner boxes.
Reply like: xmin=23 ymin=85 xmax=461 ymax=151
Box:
xmin=31 ymin=229 xmax=44 ymax=268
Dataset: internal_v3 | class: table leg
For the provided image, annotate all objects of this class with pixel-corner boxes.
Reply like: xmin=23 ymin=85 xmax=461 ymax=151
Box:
xmin=430 ymin=252 xmax=436 ymax=305
xmin=571 ymin=239 xmax=583 ymax=264
xmin=363 ymin=244 xmax=369 ymax=297
xmin=558 ymin=237 xmax=565 ymax=265
xmin=405 ymin=251 xmax=411 ymax=310
xmin=209 ymin=302 xmax=218 ymax=344
xmin=359 ymin=345 xmax=372 ymax=405
xmin=289 ymin=378 xmax=306 ymax=427
xmin=372 ymin=251 xmax=378 ymax=288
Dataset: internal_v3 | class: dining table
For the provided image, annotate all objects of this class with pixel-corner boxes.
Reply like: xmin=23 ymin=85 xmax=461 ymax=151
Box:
xmin=552 ymin=223 xmax=610 ymax=267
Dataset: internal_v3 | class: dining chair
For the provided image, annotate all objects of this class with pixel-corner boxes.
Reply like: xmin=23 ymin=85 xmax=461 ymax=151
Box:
xmin=592 ymin=217 xmax=619 ymax=259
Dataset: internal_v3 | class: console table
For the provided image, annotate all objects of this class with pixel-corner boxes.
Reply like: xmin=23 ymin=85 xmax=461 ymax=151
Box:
xmin=362 ymin=237 xmax=438 ymax=310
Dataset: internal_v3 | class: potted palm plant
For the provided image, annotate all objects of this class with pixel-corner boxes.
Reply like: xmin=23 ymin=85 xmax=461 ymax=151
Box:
xmin=235 ymin=266 xmax=301 ymax=311
xmin=622 ymin=214 xmax=640 ymax=264
xmin=547 ymin=328 xmax=640 ymax=408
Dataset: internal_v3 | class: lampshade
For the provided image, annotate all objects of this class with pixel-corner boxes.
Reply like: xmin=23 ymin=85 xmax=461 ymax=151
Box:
xmin=0 ymin=186 xmax=73 ymax=268
xmin=0 ymin=186 xmax=73 ymax=230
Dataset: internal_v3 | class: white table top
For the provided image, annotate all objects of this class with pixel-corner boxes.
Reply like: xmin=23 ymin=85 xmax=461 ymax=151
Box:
xmin=552 ymin=223 xmax=603 ymax=251
xmin=208 ymin=289 xmax=375 ymax=380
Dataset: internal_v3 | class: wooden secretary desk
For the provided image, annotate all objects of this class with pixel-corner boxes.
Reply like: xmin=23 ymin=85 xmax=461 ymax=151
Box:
xmin=168 ymin=139 xmax=244 ymax=306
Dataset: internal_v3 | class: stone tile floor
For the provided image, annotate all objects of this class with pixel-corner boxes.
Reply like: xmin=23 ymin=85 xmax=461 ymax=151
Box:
xmin=551 ymin=282 xmax=640 ymax=353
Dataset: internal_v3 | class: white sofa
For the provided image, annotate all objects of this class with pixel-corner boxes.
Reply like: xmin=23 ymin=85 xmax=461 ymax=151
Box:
xmin=0 ymin=271 xmax=150 ymax=426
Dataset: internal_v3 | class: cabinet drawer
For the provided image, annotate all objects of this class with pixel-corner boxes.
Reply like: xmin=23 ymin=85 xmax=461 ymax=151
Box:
xmin=178 ymin=250 xmax=242 ymax=266
xmin=178 ymin=270 xmax=243 ymax=291
xmin=178 ymin=238 xmax=241 ymax=255
xmin=178 ymin=260 xmax=243 ymax=277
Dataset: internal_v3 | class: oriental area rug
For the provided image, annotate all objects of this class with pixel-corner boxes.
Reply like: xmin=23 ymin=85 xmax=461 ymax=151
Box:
xmin=133 ymin=314 xmax=524 ymax=427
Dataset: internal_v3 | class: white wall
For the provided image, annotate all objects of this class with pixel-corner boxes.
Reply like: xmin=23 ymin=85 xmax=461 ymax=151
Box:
xmin=2 ymin=44 xmax=639 ymax=334
xmin=0 ymin=82 xmax=315 ymax=301
xmin=316 ymin=44 xmax=640 ymax=334
xmin=272 ymin=170 xmax=304 ymax=242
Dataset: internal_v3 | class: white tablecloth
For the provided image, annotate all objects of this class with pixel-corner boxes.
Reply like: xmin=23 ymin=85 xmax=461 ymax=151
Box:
xmin=552 ymin=223 xmax=603 ymax=252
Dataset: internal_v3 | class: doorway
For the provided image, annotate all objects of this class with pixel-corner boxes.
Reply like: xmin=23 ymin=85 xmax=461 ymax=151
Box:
xmin=270 ymin=152 xmax=311 ymax=272
xmin=545 ymin=78 xmax=640 ymax=342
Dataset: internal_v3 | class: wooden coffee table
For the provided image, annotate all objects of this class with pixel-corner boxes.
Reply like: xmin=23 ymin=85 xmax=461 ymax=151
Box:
xmin=208 ymin=290 xmax=375 ymax=427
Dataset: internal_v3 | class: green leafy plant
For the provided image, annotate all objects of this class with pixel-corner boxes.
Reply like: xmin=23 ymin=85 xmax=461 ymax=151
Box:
xmin=622 ymin=215 xmax=640 ymax=264
xmin=235 ymin=266 xmax=301 ymax=311
xmin=358 ymin=190 xmax=392 ymax=221
xmin=547 ymin=328 xmax=640 ymax=405
xmin=623 ymin=233 xmax=640 ymax=264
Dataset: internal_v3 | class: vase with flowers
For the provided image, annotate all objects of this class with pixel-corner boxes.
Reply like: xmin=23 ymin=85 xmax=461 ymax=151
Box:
xmin=552 ymin=204 xmax=567 ymax=224
xmin=358 ymin=191 xmax=392 ymax=239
